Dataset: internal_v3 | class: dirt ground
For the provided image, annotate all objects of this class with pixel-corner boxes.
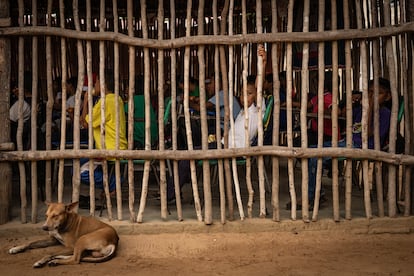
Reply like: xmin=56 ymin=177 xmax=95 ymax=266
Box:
xmin=1 ymin=230 xmax=414 ymax=276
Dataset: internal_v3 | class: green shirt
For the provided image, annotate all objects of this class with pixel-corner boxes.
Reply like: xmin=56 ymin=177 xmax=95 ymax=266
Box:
xmin=125 ymin=95 xmax=158 ymax=147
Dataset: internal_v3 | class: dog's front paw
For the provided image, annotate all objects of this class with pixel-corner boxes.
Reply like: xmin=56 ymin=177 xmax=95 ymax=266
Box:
xmin=9 ymin=246 xmax=24 ymax=254
xmin=33 ymin=261 xmax=46 ymax=268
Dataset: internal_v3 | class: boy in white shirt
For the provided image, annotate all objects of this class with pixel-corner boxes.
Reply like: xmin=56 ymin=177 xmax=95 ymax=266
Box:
xmin=228 ymin=79 xmax=265 ymax=148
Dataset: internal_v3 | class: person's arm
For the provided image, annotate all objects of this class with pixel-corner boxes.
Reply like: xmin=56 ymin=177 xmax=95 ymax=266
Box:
xmin=80 ymin=92 xmax=89 ymax=128
xmin=84 ymin=97 xmax=102 ymax=129
xmin=90 ymin=99 xmax=102 ymax=128
xmin=255 ymin=44 xmax=267 ymax=88
xmin=367 ymin=93 xmax=375 ymax=137
xmin=206 ymin=101 xmax=215 ymax=111
xmin=189 ymin=96 xmax=200 ymax=112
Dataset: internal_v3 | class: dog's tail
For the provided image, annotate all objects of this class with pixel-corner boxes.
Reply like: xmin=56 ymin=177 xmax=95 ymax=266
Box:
xmin=81 ymin=244 xmax=117 ymax=263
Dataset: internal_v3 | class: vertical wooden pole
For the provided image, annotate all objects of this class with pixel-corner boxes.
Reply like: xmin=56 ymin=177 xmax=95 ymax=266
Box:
xmin=212 ymin=0 xmax=226 ymax=224
xmin=137 ymin=0 xmax=157 ymax=223
xmin=31 ymin=0 xmax=39 ymax=223
xmin=270 ymin=0 xmax=281 ymax=222
xmin=300 ymin=0 xmax=310 ymax=222
xmin=112 ymin=0 xmax=122 ymax=220
xmin=402 ymin=0 xmax=413 ymax=217
xmin=197 ymin=0 xmax=213 ymax=225
xmin=241 ymin=0 xmax=253 ymax=218
xmin=182 ymin=0 xmax=203 ymax=222
xmin=126 ymin=0 xmax=136 ymax=222
xmin=286 ymin=0 xmax=297 ymax=221
xmin=17 ymin=0 xmax=27 ymax=223
xmin=58 ymin=0 xmax=67 ymax=204
xmin=170 ymin=0 xmax=183 ymax=221
xmin=383 ymin=0 xmax=399 ymax=218
xmin=355 ymin=0 xmax=372 ymax=219
xmin=370 ymin=0 xmax=385 ymax=217
xmin=219 ymin=0 xmax=234 ymax=221
xmin=0 ymin=1 xmax=12 ymax=224
xmin=330 ymin=0 xmax=340 ymax=222
xmin=256 ymin=0 xmax=267 ymax=218
xmin=157 ymin=0 xmax=168 ymax=221
xmin=44 ymin=0 xmax=53 ymax=204
xmin=85 ymin=0 xmax=97 ymax=216
xmin=72 ymin=0 xmax=84 ymax=213
xmin=228 ymin=0 xmax=245 ymax=221
xmin=343 ymin=0 xmax=354 ymax=220
xmin=98 ymin=0 xmax=113 ymax=221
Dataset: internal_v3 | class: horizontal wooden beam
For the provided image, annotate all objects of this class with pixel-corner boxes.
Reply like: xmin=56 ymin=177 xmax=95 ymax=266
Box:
xmin=0 ymin=143 xmax=14 ymax=151
xmin=0 ymin=22 xmax=413 ymax=48
xmin=0 ymin=18 xmax=11 ymax=27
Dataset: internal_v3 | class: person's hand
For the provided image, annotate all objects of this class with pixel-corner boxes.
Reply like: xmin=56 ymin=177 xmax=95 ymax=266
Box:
xmin=67 ymin=107 xmax=74 ymax=122
xmin=189 ymin=96 xmax=200 ymax=111
xmin=80 ymin=116 xmax=88 ymax=129
xmin=258 ymin=44 xmax=267 ymax=64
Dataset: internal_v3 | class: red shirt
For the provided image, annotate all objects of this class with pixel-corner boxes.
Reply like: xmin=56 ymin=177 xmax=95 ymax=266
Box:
xmin=310 ymin=91 xmax=341 ymax=140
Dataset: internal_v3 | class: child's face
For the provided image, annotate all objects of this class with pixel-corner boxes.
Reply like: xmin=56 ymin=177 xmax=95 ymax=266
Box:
xmin=352 ymin=93 xmax=362 ymax=104
xmin=239 ymin=84 xmax=257 ymax=108
xmin=368 ymin=85 xmax=390 ymax=105
xmin=206 ymin=81 xmax=215 ymax=98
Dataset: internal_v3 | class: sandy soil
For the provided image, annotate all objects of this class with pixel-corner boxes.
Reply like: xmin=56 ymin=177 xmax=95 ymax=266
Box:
xmin=1 ymin=230 xmax=414 ymax=276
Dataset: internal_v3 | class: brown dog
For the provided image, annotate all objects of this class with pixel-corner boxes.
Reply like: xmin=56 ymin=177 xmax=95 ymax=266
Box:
xmin=9 ymin=201 xmax=119 ymax=268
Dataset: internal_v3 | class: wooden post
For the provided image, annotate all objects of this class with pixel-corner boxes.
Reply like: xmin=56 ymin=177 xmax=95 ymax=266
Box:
xmin=0 ymin=1 xmax=12 ymax=224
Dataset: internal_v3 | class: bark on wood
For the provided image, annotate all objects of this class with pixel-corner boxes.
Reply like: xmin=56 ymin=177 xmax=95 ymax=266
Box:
xmin=370 ymin=0 xmax=385 ymax=218
xmin=330 ymin=0 xmax=340 ymax=222
xmin=126 ymin=0 xmax=136 ymax=222
xmin=286 ymin=0 xmax=297 ymax=221
xmin=170 ymin=0 xmax=183 ymax=222
xmin=270 ymin=0 xmax=280 ymax=222
xmin=2 ymin=23 xmax=414 ymax=47
xmin=0 ymin=0 xmax=11 ymax=225
xmin=30 ymin=0 xmax=39 ymax=223
xmin=157 ymin=0 xmax=169 ymax=221
xmin=212 ymin=0 xmax=226 ymax=225
xmin=343 ymin=0 xmax=353 ymax=220
xmin=137 ymin=0 xmax=151 ymax=223
xmin=300 ymin=0 xmax=310 ymax=223
xmin=198 ymin=0 xmax=213 ymax=225
xmin=256 ymin=0 xmax=267 ymax=219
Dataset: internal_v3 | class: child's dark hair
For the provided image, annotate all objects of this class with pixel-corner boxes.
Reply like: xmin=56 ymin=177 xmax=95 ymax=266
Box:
xmin=247 ymin=75 xmax=256 ymax=85
xmin=104 ymin=71 xmax=115 ymax=92
xmin=368 ymin=77 xmax=391 ymax=92
xmin=265 ymin=73 xmax=273 ymax=83
xmin=67 ymin=76 xmax=78 ymax=88
xmin=369 ymin=77 xmax=392 ymax=109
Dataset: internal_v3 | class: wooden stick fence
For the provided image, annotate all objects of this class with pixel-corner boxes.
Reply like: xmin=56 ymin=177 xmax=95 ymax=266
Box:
xmin=0 ymin=0 xmax=412 ymax=225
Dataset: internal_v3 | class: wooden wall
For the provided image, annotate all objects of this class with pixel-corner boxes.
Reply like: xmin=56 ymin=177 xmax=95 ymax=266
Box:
xmin=0 ymin=0 xmax=413 ymax=225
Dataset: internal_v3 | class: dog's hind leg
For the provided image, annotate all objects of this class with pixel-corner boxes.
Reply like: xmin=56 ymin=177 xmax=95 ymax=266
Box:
xmin=82 ymin=244 xmax=117 ymax=262
xmin=9 ymin=237 xmax=59 ymax=254
xmin=47 ymin=237 xmax=117 ymax=265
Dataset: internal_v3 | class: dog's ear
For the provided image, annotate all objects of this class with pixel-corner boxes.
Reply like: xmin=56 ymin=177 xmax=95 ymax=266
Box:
xmin=66 ymin=201 xmax=79 ymax=212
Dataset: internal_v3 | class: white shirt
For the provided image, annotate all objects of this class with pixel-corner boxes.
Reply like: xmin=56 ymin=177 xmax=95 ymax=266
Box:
xmin=227 ymin=99 xmax=266 ymax=148
xmin=66 ymin=95 xmax=76 ymax=108
xmin=9 ymin=100 xmax=31 ymax=123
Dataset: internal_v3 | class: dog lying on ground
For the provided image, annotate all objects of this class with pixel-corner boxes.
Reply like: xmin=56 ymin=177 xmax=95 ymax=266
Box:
xmin=9 ymin=201 xmax=119 ymax=268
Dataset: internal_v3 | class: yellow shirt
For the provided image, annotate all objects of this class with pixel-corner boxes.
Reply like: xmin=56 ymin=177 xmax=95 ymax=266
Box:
xmin=86 ymin=93 xmax=127 ymax=150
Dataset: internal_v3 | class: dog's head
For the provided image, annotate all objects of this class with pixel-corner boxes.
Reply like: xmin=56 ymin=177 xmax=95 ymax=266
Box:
xmin=42 ymin=202 xmax=79 ymax=231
